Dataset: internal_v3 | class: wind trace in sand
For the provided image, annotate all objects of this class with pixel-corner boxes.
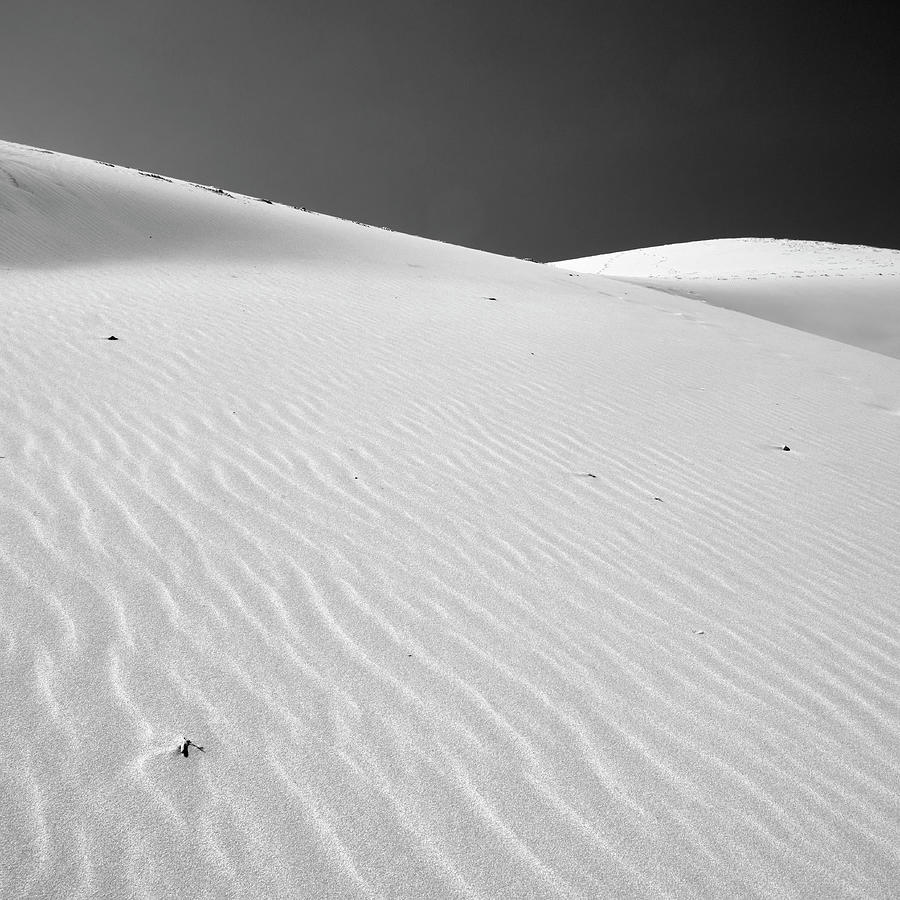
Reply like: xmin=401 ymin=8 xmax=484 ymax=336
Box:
xmin=1 ymin=141 xmax=899 ymax=898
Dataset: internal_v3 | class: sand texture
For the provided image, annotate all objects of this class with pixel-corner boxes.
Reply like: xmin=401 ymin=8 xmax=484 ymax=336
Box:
xmin=1 ymin=142 xmax=899 ymax=898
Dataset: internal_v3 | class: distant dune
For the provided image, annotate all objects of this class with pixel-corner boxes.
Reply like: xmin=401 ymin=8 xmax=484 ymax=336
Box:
xmin=554 ymin=238 xmax=900 ymax=358
xmin=2 ymin=142 xmax=899 ymax=898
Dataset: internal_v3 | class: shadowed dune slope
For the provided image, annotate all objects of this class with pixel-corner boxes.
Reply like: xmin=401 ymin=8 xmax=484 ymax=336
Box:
xmin=1 ymin=141 xmax=899 ymax=899
xmin=554 ymin=238 xmax=900 ymax=359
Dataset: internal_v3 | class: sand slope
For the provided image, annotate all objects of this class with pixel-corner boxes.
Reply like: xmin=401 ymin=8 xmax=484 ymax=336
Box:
xmin=1 ymin=142 xmax=899 ymax=898
xmin=554 ymin=238 xmax=900 ymax=359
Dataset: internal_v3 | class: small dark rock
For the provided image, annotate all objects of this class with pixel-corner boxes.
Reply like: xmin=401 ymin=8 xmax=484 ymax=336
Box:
xmin=107 ymin=335 xmax=119 ymax=341
xmin=782 ymin=445 xmax=791 ymax=451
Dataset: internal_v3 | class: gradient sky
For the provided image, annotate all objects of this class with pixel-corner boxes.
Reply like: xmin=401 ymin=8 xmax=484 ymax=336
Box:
xmin=3 ymin=0 xmax=898 ymax=260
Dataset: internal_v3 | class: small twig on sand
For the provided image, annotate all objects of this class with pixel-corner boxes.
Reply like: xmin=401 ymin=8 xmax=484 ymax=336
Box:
xmin=179 ymin=738 xmax=205 ymax=758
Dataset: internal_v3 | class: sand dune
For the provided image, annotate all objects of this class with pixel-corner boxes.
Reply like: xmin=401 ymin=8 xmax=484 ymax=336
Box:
xmin=1 ymin=141 xmax=899 ymax=898
xmin=554 ymin=238 xmax=900 ymax=359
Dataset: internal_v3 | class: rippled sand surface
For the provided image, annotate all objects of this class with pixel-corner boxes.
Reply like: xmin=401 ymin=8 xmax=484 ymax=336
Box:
xmin=2 ymin=142 xmax=899 ymax=898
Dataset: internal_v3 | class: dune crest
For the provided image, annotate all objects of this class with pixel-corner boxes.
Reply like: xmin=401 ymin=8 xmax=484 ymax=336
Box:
xmin=555 ymin=238 xmax=900 ymax=358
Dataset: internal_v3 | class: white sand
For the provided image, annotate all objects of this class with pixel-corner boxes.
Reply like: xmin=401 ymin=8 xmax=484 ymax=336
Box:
xmin=1 ymin=142 xmax=899 ymax=898
xmin=554 ymin=238 xmax=900 ymax=359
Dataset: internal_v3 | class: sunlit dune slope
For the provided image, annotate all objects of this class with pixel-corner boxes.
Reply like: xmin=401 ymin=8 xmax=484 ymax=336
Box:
xmin=1 ymin=142 xmax=899 ymax=899
xmin=554 ymin=238 xmax=900 ymax=358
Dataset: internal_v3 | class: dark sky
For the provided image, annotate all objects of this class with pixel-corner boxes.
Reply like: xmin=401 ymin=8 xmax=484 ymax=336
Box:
xmin=3 ymin=0 xmax=898 ymax=259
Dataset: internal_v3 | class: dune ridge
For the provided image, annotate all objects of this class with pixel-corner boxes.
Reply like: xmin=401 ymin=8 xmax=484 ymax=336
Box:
xmin=554 ymin=238 xmax=900 ymax=359
xmin=1 ymin=142 xmax=899 ymax=898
